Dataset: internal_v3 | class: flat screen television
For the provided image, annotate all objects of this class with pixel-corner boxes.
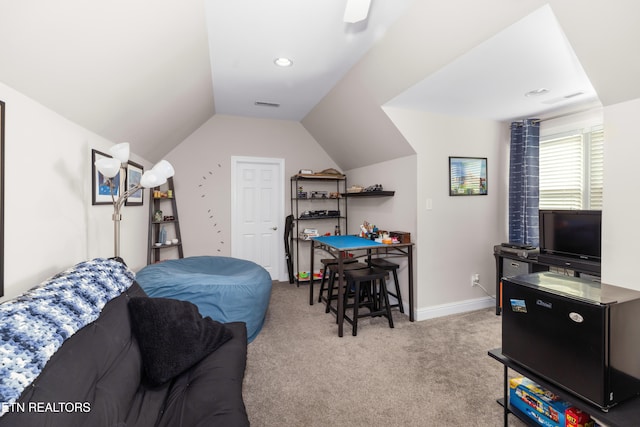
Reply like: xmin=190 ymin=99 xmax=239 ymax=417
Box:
xmin=538 ymin=210 xmax=601 ymax=262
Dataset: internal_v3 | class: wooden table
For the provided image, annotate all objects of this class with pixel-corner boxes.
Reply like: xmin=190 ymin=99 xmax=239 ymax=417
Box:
xmin=310 ymin=235 xmax=414 ymax=337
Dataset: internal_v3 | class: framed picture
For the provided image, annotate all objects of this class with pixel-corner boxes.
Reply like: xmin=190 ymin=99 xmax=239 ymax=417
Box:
xmin=125 ymin=161 xmax=144 ymax=206
xmin=92 ymin=149 xmax=120 ymax=205
xmin=449 ymin=156 xmax=487 ymax=196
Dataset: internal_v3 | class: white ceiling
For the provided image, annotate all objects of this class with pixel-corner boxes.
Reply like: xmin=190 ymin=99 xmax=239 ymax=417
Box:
xmin=1 ymin=1 xmax=637 ymax=166
xmin=206 ymin=0 xmax=414 ymax=120
xmin=386 ymin=5 xmax=601 ymax=121
xmin=0 ymin=0 xmax=214 ymax=162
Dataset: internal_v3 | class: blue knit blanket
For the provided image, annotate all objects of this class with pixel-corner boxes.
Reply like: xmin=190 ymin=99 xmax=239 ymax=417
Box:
xmin=0 ymin=258 xmax=134 ymax=415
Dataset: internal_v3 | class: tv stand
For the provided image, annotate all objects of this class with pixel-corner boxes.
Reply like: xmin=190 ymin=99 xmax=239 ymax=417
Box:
xmin=536 ymin=253 xmax=601 ymax=275
xmin=493 ymin=248 xmax=600 ymax=315
xmin=488 ymin=348 xmax=640 ymax=427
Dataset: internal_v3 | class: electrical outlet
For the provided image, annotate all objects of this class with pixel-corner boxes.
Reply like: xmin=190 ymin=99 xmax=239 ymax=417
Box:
xmin=471 ymin=273 xmax=480 ymax=287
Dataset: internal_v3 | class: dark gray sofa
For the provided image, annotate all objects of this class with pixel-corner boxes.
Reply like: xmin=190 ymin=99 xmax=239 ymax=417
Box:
xmin=0 ymin=259 xmax=250 ymax=427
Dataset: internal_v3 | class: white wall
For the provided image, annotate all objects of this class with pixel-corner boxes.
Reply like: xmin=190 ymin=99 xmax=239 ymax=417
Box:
xmin=0 ymin=82 xmax=151 ymax=301
xmin=601 ymin=97 xmax=640 ymax=289
xmin=4 ymin=74 xmax=632 ymax=318
xmin=344 ymin=155 xmax=417 ymax=314
xmin=539 ymin=108 xmax=603 ymax=137
xmin=384 ymin=107 xmax=508 ymax=319
xmin=164 ymin=114 xmax=341 ymax=279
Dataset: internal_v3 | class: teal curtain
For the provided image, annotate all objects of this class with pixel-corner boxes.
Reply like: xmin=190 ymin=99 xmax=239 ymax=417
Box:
xmin=509 ymin=119 xmax=540 ymax=247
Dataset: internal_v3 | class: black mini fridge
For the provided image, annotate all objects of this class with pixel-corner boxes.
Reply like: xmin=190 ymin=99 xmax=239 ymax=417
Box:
xmin=502 ymin=272 xmax=640 ymax=410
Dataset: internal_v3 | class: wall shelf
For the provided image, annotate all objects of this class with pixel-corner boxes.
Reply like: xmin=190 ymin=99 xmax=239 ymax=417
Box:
xmin=342 ymin=191 xmax=395 ymax=198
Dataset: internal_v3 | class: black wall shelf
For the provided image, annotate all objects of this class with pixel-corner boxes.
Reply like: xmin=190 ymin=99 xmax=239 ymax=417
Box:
xmin=342 ymin=191 xmax=395 ymax=198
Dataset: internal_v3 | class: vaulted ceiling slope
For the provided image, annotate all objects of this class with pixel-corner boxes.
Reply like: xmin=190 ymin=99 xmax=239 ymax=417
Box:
xmin=303 ymin=0 xmax=640 ymax=170
xmin=0 ymin=1 xmax=638 ymax=168
xmin=0 ymin=0 xmax=214 ymax=162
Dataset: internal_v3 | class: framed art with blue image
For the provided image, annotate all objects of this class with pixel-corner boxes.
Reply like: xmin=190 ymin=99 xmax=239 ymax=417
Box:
xmin=92 ymin=149 xmax=120 ymax=205
xmin=449 ymin=156 xmax=488 ymax=196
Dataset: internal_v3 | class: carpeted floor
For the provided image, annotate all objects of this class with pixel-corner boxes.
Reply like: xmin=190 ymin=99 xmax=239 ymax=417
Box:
xmin=243 ymin=281 xmax=526 ymax=426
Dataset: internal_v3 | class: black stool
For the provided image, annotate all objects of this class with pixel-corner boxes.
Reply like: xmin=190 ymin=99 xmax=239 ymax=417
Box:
xmin=322 ymin=262 xmax=368 ymax=312
xmin=342 ymin=267 xmax=394 ymax=336
xmin=317 ymin=258 xmax=358 ymax=304
xmin=370 ymin=258 xmax=404 ymax=314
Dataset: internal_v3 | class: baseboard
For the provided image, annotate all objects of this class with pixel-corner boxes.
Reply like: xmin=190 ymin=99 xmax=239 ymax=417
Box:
xmin=413 ymin=296 xmax=495 ymax=321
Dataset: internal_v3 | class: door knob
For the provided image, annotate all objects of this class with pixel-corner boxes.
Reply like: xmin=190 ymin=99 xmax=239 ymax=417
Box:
xmin=272 ymin=226 xmax=278 ymax=230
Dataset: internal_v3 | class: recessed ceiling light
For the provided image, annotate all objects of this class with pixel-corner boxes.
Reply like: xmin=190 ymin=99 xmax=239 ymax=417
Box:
xmin=274 ymin=57 xmax=293 ymax=67
xmin=524 ymin=88 xmax=550 ymax=97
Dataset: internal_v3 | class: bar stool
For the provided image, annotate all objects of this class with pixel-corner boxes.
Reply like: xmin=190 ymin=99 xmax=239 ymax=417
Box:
xmin=317 ymin=258 xmax=358 ymax=303
xmin=342 ymin=267 xmax=394 ymax=336
xmin=369 ymin=258 xmax=404 ymax=314
xmin=322 ymin=261 xmax=368 ymax=313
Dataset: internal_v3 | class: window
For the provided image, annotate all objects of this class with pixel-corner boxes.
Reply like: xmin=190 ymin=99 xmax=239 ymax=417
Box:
xmin=539 ymin=126 xmax=603 ymax=210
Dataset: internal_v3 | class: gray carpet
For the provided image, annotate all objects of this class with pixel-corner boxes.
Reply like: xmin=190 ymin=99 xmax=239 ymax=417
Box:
xmin=243 ymin=281 xmax=525 ymax=426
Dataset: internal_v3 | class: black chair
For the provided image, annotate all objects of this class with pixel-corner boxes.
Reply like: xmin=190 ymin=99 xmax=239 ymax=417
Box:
xmin=284 ymin=215 xmax=295 ymax=284
xmin=342 ymin=267 xmax=394 ymax=336
xmin=321 ymin=261 xmax=368 ymax=312
xmin=369 ymin=258 xmax=404 ymax=313
xmin=317 ymin=258 xmax=358 ymax=304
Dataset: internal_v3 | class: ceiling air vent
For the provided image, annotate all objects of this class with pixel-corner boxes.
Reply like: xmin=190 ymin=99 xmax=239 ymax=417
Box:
xmin=563 ymin=91 xmax=584 ymax=99
xmin=542 ymin=91 xmax=585 ymax=105
xmin=255 ymin=101 xmax=280 ymax=108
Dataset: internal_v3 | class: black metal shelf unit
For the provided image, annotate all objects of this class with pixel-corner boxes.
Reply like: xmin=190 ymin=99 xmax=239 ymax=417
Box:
xmin=489 ymin=348 xmax=640 ymax=427
xmin=290 ymin=175 xmax=347 ymax=285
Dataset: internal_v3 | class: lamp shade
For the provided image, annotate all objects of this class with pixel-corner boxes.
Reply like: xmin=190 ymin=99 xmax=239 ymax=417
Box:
xmin=344 ymin=0 xmax=371 ymax=23
xmin=139 ymin=170 xmax=167 ymax=188
xmin=95 ymin=157 xmax=121 ymax=178
xmin=152 ymin=160 xmax=175 ymax=179
xmin=110 ymin=142 xmax=130 ymax=163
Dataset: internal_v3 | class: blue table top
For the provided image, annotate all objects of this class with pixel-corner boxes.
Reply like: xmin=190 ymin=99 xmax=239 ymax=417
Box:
xmin=311 ymin=235 xmax=391 ymax=250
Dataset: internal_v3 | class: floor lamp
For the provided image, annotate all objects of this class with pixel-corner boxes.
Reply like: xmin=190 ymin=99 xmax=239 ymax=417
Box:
xmin=94 ymin=142 xmax=175 ymax=259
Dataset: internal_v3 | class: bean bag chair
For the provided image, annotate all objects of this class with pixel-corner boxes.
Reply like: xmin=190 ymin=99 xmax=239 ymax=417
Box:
xmin=136 ymin=256 xmax=272 ymax=342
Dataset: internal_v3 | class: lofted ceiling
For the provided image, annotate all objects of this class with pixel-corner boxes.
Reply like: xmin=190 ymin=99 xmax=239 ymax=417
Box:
xmin=385 ymin=5 xmax=600 ymax=122
xmin=205 ymin=0 xmax=414 ymax=121
xmin=0 ymin=1 xmax=639 ymax=168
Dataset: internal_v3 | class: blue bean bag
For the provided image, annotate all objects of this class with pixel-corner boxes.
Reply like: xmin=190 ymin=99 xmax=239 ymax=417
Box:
xmin=136 ymin=256 xmax=272 ymax=343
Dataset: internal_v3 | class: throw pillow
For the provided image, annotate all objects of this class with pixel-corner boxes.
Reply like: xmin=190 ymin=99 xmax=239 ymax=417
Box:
xmin=128 ymin=296 xmax=233 ymax=387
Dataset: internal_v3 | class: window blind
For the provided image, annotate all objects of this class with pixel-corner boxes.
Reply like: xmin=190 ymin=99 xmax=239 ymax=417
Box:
xmin=539 ymin=126 xmax=603 ymax=210
xmin=539 ymin=133 xmax=583 ymax=209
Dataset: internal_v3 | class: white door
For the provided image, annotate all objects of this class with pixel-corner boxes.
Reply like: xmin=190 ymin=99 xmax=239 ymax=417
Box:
xmin=231 ymin=157 xmax=284 ymax=280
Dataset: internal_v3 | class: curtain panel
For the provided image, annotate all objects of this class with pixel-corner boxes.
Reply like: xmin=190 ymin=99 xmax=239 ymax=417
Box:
xmin=509 ymin=119 xmax=540 ymax=247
